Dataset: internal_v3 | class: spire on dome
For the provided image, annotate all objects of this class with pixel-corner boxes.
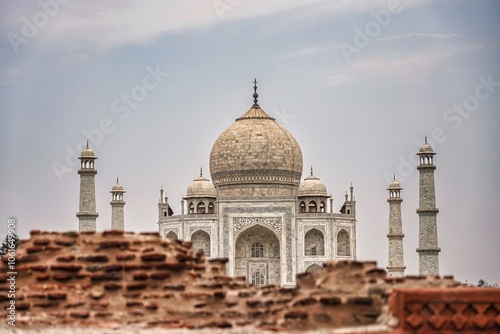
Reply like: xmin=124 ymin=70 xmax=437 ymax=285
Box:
xmin=424 ymin=135 xmax=428 ymax=144
xmin=200 ymin=166 xmax=203 ymax=177
xmin=310 ymin=165 xmax=313 ymax=176
xmin=252 ymin=78 xmax=259 ymax=108
xmin=86 ymin=140 xmax=89 ymax=148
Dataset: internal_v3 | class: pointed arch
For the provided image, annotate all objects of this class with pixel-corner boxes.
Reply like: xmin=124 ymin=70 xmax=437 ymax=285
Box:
xmin=305 ymin=263 xmax=324 ymax=273
xmin=191 ymin=230 xmax=211 ymax=257
xmin=337 ymin=229 xmax=350 ymax=256
xmin=165 ymin=231 xmax=178 ymax=241
xmin=299 ymin=201 xmax=306 ymax=213
xmin=197 ymin=202 xmax=206 ymax=214
xmin=304 ymin=228 xmax=325 ymax=256
xmin=188 ymin=202 xmax=195 ymax=214
xmin=308 ymin=201 xmax=317 ymax=213
xmin=208 ymin=202 xmax=215 ymax=214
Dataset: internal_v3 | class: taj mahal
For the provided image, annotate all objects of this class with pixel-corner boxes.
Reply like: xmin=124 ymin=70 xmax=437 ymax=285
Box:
xmin=75 ymin=80 xmax=441 ymax=286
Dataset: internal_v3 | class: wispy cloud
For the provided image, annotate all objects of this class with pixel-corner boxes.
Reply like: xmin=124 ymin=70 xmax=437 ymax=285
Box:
xmin=376 ymin=33 xmax=459 ymax=42
xmin=271 ymin=46 xmax=324 ymax=61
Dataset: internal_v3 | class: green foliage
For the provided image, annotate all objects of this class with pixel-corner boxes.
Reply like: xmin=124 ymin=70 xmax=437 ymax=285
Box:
xmin=0 ymin=234 xmax=20 ymax=256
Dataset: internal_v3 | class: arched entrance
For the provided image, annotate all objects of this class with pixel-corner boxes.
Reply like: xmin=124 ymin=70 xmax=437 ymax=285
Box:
xmin=234 ymin=225 xmax=280 ymax=285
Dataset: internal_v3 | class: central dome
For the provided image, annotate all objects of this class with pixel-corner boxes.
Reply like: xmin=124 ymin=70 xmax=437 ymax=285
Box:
xmin=209 ymin=87 xmax=303 ymax=189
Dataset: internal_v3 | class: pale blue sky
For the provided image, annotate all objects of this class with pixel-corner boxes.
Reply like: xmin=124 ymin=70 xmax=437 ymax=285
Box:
xmin=1 ymin=0 xmax=499 ymax=284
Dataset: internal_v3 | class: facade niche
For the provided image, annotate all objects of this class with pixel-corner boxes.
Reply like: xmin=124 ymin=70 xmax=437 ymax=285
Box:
xmin=191 ymin=230 xmax=211 ymax=257
xmin=304 ymin=228 xmax=325 ymax=256
xmin=337 ymin=229 xmax=350 ymax=256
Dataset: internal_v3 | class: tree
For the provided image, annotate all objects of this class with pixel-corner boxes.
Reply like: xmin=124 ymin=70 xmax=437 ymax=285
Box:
xmin=0 ymin=234 xmax=20 ymax=256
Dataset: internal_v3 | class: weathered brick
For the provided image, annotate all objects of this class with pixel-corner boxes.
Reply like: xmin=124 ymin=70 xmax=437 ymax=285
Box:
xmin=78 ymin=254 xmax=109 ymax=262
xmin=163 ymin=284 xmax=185 ymax=291
xmin=293 ymin=297 xmax=317 ymax=307
xmin=36 ymin=273 xmax=50 ymax=281
xmin=55 ymin=238 xmax=76 ymax=246
xmin=19 ymin=254 xmax=39 ymax=263
xmin=284 ymin=311 xmax=308 ymax=320
xmin=124 ymin=263 xmax=152 ymax=271
xmin=56 ymin=255 xmax=76 ymax=262
xmin=127 ymin=283 xmax=148 ymax=290
xmin=52 ymin=273 xmax=73 ymax=281
xmin=104 ymin=283 xmax=122 ymax=291
xmin=140 ymin=253 xmax=166 ymax=262
xmin=99 ymin=239 xmax=130 ymax=249
xmin=47 ymin=292 xmax=67 ymax=300
xmin=102 ymin=230 xmax=125 ymax=237
xmin=319 ymin=296 xmax=342 ymax=306
xmin=16 ymin=302 xmax=30 ymax=310
xmin=246 ymin=299 xmax=262 ymax=308
xmin=45 ymin=246 xmax=64 ymax=251
xmin=126 ymin=301 xmax=143 ymax=307
xmin=102 ymin=264 xmax=124 ymax=272
xmin=347 ymin=297 xmax=373 ymax=305
xmin=90 ymin=273 xmax=122 ymax=282
xmin=145 ymin=302 xmax=158 ymax=310
xmin=95 ymin=312 xmax=113 ymax=318
xmin=65 ymin=301 xmax=85 ymax=308
xmin=33 ymin=238 xmax=50 ymax=246
xmin=155 ymin=262 xmax=186 ymax=271
xmin=51 ymin=264 xmax=84 ymax=272
xmin=61 ymin=231 xmax=79 ymax=238
xmin=30 ymin=264 xmax=48 ymax=272
xmin=33 ymin=301 xmax=59 ymax=308
xmin=69 ymin=311 xmax=90 ymax=319
xmin=26 ymin=246 xmax=45 ymax=253
xmin=116 ymin=253 xmax=136 ymax=261
xmin=150 ymin=272 xmax=171 ymax=280
xmin=133 ymin=272 xmax=149 ymax=281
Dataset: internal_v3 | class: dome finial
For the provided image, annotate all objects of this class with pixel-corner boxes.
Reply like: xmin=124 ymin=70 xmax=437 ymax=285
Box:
xmin=310 ymin=165 xmax=313 ymax=176
xmin=86 ymin=140 xmax=89 ymax=149
xmin=200 ymin=166 xmax=203 ymax=177
xmin=393 ymin=174 xmax=396 ymax=181
xmin=116 ymin=177 xmax=119 ymax=183
xmin=252 ymin=78 xmax=259 ymax=108
xmin=424 ymin=135 xmax=428 ymax=144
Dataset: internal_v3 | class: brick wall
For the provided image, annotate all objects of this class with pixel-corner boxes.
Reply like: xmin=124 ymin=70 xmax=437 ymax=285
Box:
xmin=1 ymin=231 xmax=499 ymax=333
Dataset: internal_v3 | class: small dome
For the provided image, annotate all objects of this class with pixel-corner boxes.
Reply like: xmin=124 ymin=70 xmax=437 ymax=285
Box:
xmin=80 ymin=141 xmax=96 ymax=158
xmin=298 ymin=171 xmax=328 ymax=197
xmin=418 ymin=136 xmax=434 ymax=154
xmin=186 ymin=172 xmax=216 ymax=198
xmin=388 ymin=178 xmax=401 ymax=189
xmin=112 ymin=178 xmax=124 ymax=192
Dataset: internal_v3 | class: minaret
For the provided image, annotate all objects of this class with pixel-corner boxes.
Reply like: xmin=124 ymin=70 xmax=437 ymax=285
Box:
xmin=76 ymin=141 xmax=98 ymax=231
xmin=416 ymin=136 xmax=441 ymax=275
xmin=110 ymin=178 xmax=125 ymax=231
xmin=386 ymin=176 xmax=406 ymax=277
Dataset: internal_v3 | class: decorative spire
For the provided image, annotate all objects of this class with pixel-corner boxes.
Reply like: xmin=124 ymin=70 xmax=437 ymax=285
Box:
xmin=86 ymin=140 xmax=89 ymax=148
xmin=310 ymin=165 xmax=313 ymax=176
xmin=252 ymin=78 xmax=259 ymax=108
xmin=393 ymin=174 xmax=396 ymax=181
xmin=424 ymin=135 xmax=428 ymax=144
xmin=200 ymin=166 xmax=203 ymax=177
xmin=116 ymin=177 xmax=119 ymax=183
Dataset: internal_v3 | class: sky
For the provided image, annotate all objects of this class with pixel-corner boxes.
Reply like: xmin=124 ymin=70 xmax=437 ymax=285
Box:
xmin=0 ymin=0 xmax=499 ymax=285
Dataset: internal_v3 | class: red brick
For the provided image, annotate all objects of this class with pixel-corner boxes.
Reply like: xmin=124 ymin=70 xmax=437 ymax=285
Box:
xmin=16 ymin=302 xmax=30 ymax=310
xmin=30 ymin=264 xmax=48 ymax=272
xmin=126 ymin=283 xmax=148 ymax=290
xmin=36 ymin=273 xmax=50 ymax=281
xmin=90 ymin=273 xmax=122 ymax=282
xmin=293 ymin=296 xmax=317 ymax=307
xmin=95 ymin=312 xmax=113 ymax=318
xmin=33 ymin=301 xmax=59 ymax=308
xmin=99 ymin=239 xmax=130 ymax=249
xmin=33 ymin=238 xmax=50 ymax=245
xmin=18 ymin=254 xmax=39 ymax=263
xmin=155 ymin=262 xmax=186 ymax=271
xmin=69 ymin=311 xmax=90 ymax=319
xmin=56 ymin=255 xmax=76 ymax=262
xmin=145 ymin=302 xmax=158 ymax=310
xmin=102 ymin=264 xmax=124 ymax=272
xmin=150 ymin=272 xmax=171 ymax=280
xmin=30 ymin=230 xmax=42 ymax=236
xmin=51 ymin=264 xmax=84 ymax=272
xmin=47 ymin=292 xmax=67 ymax=300
xmin=123 ymin=263 xmax=152 ymax=271
xmin=141 ymin=253 xmax=166 ymax=262
xmin=133 ymin=272 xmax=149 ymax=281
xmin=103 ymin=230 xmax=125 ymax=237
xmin=319 ymin=296 xmax=341 ymax=306
xmin=126 ymin=301 xmax=143 ymax=307
xmin=61 ymin=231 xmax=79 ymax=238
xmin=55 ymin=238 xmax=76 ymax=246
xmin=163 ymin=284 xmax=185 ymax=291
xmin=46 ymin=246 xmax=63 ymax=251
xmin=26 ymin=246 xmax=45 ymax=253
xmin=78 ymin=254 xmax=109 ymax=262
xmin=116 ymin=253 xmax=136 ymax=261
xmin=52 ymin=273 xmax=73 ymax=281
xmin=65 ymin=301 xmax=85 ymax=308
xmin=284 ymin=311 xmax=308 ymax=320
xmin=104 ymin=283 xmax=123 ymax=291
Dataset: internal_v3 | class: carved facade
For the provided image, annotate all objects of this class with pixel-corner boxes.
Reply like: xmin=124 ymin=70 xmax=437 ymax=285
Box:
xmin=158 ymin=83 xmax=356 ymax=287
